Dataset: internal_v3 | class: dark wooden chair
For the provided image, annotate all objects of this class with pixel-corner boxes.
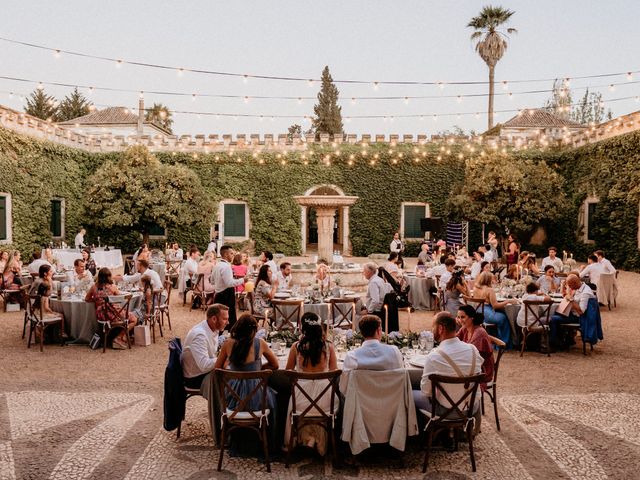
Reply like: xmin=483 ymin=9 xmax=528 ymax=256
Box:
xmin=27 ymin=294 xmax=65 ymax=352
xmin=189 ymin=273 xmax=212 ymax=311
xmin=420 ymin=373 xmax=484 ymax=473
xmin=158 ymin=280 xmax=173 ymax=331
xmin=166 ymin=260 xmax=182 ymax=290
xmin=20 ymin=284 xmax=32 ymax=339
xmin=520 ymin=299 xmax=553 ymax=357
xmin=96 ymin=294 xmax=132 ymax=353
xmin=463 ymin=295 xmax=496 ymax=335
xmin=272 ymin=299 xmax=304 ymax=331
xmin=432 ymin=275 xmax=444 ymax=311
xmin=283 ymin=370 xmax=342 ymax=467
xmin=177 ymin=385 xmax=203 ymax=439
xmin=145 ymin=289 xmax=164 ymax=343
xmin=329 ymin=298 xmax=356 ymax=330
xmin=215 ymin=369 xmax=273 ymax=473
xmin=482 ymin=336 xmax=506 ymax=431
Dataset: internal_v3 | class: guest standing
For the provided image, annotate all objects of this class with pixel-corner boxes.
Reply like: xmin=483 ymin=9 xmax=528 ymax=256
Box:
xmin=231 ymin=254 xmax=248 ymax=294
xmin=389 ymin=232 xmax=405 ymax=269
xmin=74 ymin=228 xmax=87 ymax=249
xmin=211 ymin=245 xmax=245 ymax=329
xmin=444 ymin=269 xmax=469 ymax=315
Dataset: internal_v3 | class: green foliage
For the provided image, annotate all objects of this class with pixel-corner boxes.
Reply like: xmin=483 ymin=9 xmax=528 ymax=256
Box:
xmin=55 ymin=88 xmax=93 ymax=122
xmin=447 ymin=153 xmax=567 ymax=233
xmin=145 ymin=103 xmax=173 ymax=134
xmin=545 ymin=79 xmax=572 ymax=119
xmin=24 ymin=88 xmax=57 ymax=120
xmin=312 ymin=66 xmax=343 ymax=136
xmin=84 ymin=145 xmax=212 ymax=245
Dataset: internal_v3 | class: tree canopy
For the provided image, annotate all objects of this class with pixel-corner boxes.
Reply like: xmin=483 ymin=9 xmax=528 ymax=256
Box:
xmin=55 ymin=88 xmax=93 ymax=122
xmin=24 ymin=88 xmax=58 ymax=121
xmin=312 ymin=66 xmax=343 ymax=136
xmin=447 ymin=154 xmax=567 ymax=233
xmin=145 ymin=103 xmax=173 ymax=133
xmin=84 ymin=145 xmax=211 ymax=243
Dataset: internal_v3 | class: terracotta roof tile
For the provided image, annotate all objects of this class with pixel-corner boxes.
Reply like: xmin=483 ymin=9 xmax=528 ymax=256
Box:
xmin=503 ymin=108 xmax=586 ymax=128
xmin=59 ymin=106 xmax=140 ymax=125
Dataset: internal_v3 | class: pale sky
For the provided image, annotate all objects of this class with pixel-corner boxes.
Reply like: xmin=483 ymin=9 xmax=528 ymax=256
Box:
xmin=1 ymin=0 xmax=638 ymax=135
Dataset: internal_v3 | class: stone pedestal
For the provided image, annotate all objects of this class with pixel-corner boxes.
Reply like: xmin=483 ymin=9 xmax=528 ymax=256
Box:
xmin=315 ymin=207 xmax=336 ymax=262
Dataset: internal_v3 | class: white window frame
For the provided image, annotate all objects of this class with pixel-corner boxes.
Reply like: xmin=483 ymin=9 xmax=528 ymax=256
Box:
xmin=581 ymin=195 xmax=599 ymax=244
xmin=148 ymin=227 xmax=168 ymax=241
xmin=50 ymin=197 xmax=65 ymax=240
xmin=400 ymin=202 xmax=430 ymax=241
xmin=0 ymin=192 xmax=12 ymax=245
xmin=219 ymin=200 xmax=250 ymax=242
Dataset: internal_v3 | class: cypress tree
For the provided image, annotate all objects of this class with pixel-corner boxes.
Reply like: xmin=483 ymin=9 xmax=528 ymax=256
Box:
xmin=56 ymin=88 xmax=93 ymax=122
xmin=24 ymin=88 xmax=58 ymax=120
xmin=312 ymin=66 xmax=343 ymax=136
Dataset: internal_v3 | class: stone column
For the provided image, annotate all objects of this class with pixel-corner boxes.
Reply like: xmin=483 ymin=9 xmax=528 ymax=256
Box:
xmin=300 ymin=206 xmax=307 ymax=255
xmin=342 ymin=206 xmax=350 ymax=255
xmin=316 ymin=207 xmax=336 ymax=262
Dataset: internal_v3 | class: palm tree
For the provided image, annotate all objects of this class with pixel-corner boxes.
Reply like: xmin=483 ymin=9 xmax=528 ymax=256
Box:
xmin=145 ymin=103 xmax=173 ymax=133
xmin=468 ymin=6 xmax=517 ymax=130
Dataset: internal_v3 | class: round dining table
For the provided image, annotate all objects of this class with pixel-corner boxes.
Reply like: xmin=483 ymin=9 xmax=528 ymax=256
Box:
xmin=50 ymin=293 xmax=143 ymax=344
xmin=403 ymin=274 xmax=435 ymax=310
xmin=503 ymin=300 xmax=561 ymax=348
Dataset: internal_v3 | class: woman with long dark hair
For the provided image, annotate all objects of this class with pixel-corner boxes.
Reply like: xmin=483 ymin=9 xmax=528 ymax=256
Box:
xmin=253 ymin=264 xmax=276 ymax=317
xmin=456 ymin=304 xmax=494 ymax=390
xmin=444 ymin=269 xmax=469 ymax=315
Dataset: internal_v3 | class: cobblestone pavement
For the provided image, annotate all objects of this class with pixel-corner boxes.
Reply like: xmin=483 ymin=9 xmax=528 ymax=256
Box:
xmin=1 ymin=269 xmax=640 ymax=479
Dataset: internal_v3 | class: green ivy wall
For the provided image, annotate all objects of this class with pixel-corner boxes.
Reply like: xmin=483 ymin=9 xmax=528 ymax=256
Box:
xmin=1 ymin=124 xmax=639 ymax=270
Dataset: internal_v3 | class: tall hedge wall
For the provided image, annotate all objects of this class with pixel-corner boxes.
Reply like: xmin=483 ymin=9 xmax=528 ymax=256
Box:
xmin=2 ymin=124 xmax=640 ymax=271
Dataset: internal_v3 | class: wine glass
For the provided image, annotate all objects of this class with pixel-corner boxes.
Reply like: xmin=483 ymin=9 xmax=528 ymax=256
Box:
xmin=419 ymin=337 xmax=428 ymax=354
xmin=411 ymin=339 xmax=419 ymax=354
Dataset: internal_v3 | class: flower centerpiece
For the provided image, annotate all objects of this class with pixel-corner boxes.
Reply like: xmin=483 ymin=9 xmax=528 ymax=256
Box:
xmin=267 ymin=329 xmax=299 ymax=347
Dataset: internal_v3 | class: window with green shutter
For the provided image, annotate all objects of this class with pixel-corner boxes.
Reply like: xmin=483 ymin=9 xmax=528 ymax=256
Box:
xmin=51 ymin=199 xmax=63 ymax=237
xmin=0 ymin=196 xmax=6 ymax=241
xmin=587 ymin=202 xmax=597 ymax=241
xmin=403 ymin=204 xmax=426 ymax=239
xmin=148 ymin=223 xmax=166 ymax=237
xmin=224 ymin=203 xmax=247 ymax=237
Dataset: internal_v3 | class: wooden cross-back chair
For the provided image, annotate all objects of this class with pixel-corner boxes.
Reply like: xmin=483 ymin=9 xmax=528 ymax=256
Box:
xmin=521 ymin=299 xmax=553 ymax=357
xmin=482 ymin=336 xmax=506 ymax=431
xmin=215 ymin=369 xmax=273 ymax=473
xmin=96 ymin=294 xmax=132 ymax=353
xmin=189 ymin=273 xmax=212 ymax=311
xmin=329 ymin=298 xmax=356 ymax=330
xmin=157 ymin=279 xmax=173 ymax=331
xmin=144 ymin=289 xmax=164 ymax=343
xmin=272 ymin=299 xmax=304 ymax=331
xmin=165 ymin=260 xmax=182 ymax=289
xmin=420 ymin=373 xmax=485 ymax=473
xmin=283 ymin=370 xmax=342 ymax=467
xmin=26 ymin=294 xmax=65 ymax=352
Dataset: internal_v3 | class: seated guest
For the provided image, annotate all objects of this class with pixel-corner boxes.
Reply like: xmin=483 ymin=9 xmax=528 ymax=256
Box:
xmin=119 ymin=259 xmax=163 ymax=291
xmin=432 ymin=255 xmax=448 ymax=277
xmin=361 ymin=263 xmax=391 ymax=320
xmin=28 ymin=249 xmax=51 ymax=276
xmin=541 ymin=246 xmax=563 ymax=273
xmin=253 ymin=264 xmax=277 ymax=317
xmin=473 ymin=272 xmax=517 ymax=348
xmin=385 ymin=252 xmax=402 ymax=281
xmin=11 ymin=250 xmax=23 ymax=272
xmin=439 ymin=258 xmax=456 ymax=290
xmin=538 ymin=265 xmax=561 ymax=294
xmin=444 ymin=268 xmax=469 ymax=315
xmin=415 ymin=259 xmax=426 ymax=276
xmin=181 ymin=304 xmax=229 ymax=391
xmin=594 ymin=250 xmax=616 ymax=274
xmin=469 ymin=250 xmax=484 ymax=280
xmin=136 ymin=244 xmax=151 ymax=264
xmin=275 ymin=262 xmax=292 ymax=292
xmin=580 ymin=254 xmax=605 ymax=288
xmin=517 ymin=282 xmax=551 ymax=328
xmin=518 ymin=251 xmax=540 ymax=276
xmin=2 ymin=253 xmax=22 ymax=290
xmin=343 ymin=315 xmax=403 ymax=370
xmin=231 ymin=253 xmax=248 ymax=293
xmin=431 ymin=245 xmax=441 ymax=263
xmin=81 ymin=248 xmax=97 ymax=276
xmin=169 ymin=242 xmax=184 ymax=261
xmin=183 ymin=245 xmax=200 ymax=288
xmin=314 ymin=261 xmax=331 ymax=293
xmin=413 ymin=312 xmax=483 ymax=413
xmin=0 ymin=251 xmax=8 ymax=273
xmin=506 ymin=264 xmax=519 ymax=280
xmin=418 ymin=243 xmax=431 ymax=265
xmin=260 ymin=250 xmax=278 ymax=276
xmin=214 ymin=313 xmax=279 ymax=409
xmin=549 ymin=274 xmax=595 ymax=349
xmin=85 ymin=267 xmax=133 ymax=349
xmin=29 ymin=264 xmax=66 ymax=335
xmin=284 ymin=313 xmax=338 ymax=454
xmin=198 ymin=251 xmax=216 ymax=294
xmin=456 ymin=306 xmax=494 ymax=391
xmin=67 ymin=259 xmax=94 ymax=289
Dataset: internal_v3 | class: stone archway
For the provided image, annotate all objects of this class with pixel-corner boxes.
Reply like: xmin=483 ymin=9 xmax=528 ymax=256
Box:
xmin=294 ymin=185 xmax=358 ymax=261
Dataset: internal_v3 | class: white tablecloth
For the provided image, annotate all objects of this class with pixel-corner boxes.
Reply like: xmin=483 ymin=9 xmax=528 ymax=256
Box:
xmin=403 ymin=275 xmax=435 ymax=310
xmin=53 ymin=249 xmax=123 ymax=269
xmin=504 ymin=302 xmax=560 ymax=348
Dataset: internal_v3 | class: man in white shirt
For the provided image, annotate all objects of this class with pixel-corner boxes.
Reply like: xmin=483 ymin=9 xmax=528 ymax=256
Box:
xmin=170 ymin=242 xmax=184 ymax=261
xmin=482 ymin=244 xmax=495 ymax=263
xmin=183 ymin=246 xmax=200 ymax=288
xmin=181 ymin=304 xmax=229 ymax=393
xmin=432 ymin=257 xmax=448 ymax=277
xmin=418 ymin=243 xmax=431 ymax=265
xmin=119 ymin=259 xmax=163 ymax=290
xmin=211 ymin=245 xmax=245 ymax=328
xmin=439 ymin=258 xmax=456 ymax=290
xmin=27 ymin=249 xmax=51 ymax=276
xmin=343 ymin=315 xmax=403 ymax=371
xmin=469 ymin=251 xmax=484 ymax=280
xmin=594 ymin=250 xmax=616 ymax=274
xmin=541 ymin=246 xmax=563 ymax=273
xmin=549 ymin=274 xmax=595 ymax=349
xmin=74 ymin=228 xmax=86 ymax=249
xmin=67 ymin=258 xmax=94 ymax=289
xmin=580 ymin=254 xmax=605 ymax=287
xmin=517 ymin=282 xmax=551 ymax=327
xmin=275 ymin=262 xmax=292 ymax=292
xmin=260 ymin=250 xmax=278 ymax=276
xmin=361 ymin=262 xmax=390 ymax=317
xmin=414 ymin=312 xmax=483 ymax=414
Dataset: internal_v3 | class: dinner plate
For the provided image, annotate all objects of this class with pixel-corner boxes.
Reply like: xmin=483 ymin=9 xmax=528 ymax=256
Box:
xmin=408 ymin=355 xmax=429 ymax=368
xmin=274 ymin=293 xmax=290 ymax=299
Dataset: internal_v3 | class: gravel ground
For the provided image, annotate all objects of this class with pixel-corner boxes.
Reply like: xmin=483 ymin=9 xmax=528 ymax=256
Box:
xmin=0 ymin=267 xmax=638 ymax=479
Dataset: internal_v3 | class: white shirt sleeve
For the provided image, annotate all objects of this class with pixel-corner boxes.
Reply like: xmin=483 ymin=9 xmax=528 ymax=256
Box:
xmin=343 ymin=352 xmax=357 ymax=370
xmin=189 ymin=333 xmax=216 ymax=374
xmin=123 ymin=272 xmax=141 ymax=284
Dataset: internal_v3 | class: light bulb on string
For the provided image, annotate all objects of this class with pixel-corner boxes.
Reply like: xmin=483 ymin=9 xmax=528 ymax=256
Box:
xmin=88 ymin=86 xmax=94 ymax=95
xmin=243 ymin=96 xmax=250 ymax=104
xmin=37 ymin=82 xmax=44 ymax=90
xmin=54 ymin=49 xmax=61 ymax=58
xmin=192 ymin=94 xmax=197 ymax=102
xmin=373 ymin=81 xmax=379 ymax=91
xmin=243 ymin=74 xmax=249 ymax=84
xmin=116 ymin=59 xmax=123 ymax=68
xmin=627 ymin=72 xmax=633 ymax=82
xmin=404 ymin=97 xmax=409 ymax=105
xmin=139 ymin=91 xmax=144 ymax=99
xmin=608 ymin=84 xmax=615 ymax=92
xmin=177 ymin=68 xmax=185 ymax=77
xmin=308 ymin=79 xmax=314 ymax=87
xmin=437 ymin=82 xmax=445 ymax=90
xmin=502 ymin=81 xmax=509 ymax=90
xmin=456 ymin=95 xmax=462 ymax=103
xmin=297 ymin=97 xmax=303 ymax=105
